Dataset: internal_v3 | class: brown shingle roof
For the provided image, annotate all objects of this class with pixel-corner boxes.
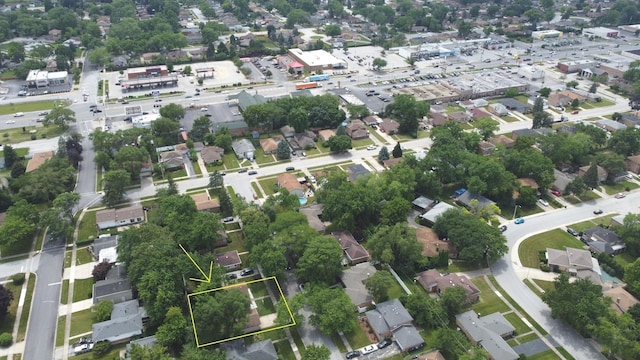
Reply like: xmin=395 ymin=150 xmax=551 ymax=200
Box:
xmin=26 ymin=151 xmax=55 ymax=173
xmin=332 ymin=231 xmax=369 ymax=263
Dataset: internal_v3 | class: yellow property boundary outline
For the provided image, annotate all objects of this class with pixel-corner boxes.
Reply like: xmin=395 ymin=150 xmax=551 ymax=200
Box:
xmin=187 ymin=276 xmax=297 ymax=347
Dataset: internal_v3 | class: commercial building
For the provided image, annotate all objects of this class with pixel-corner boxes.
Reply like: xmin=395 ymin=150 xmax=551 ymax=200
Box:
xmin=397 ymin=44 xmax=456 ymax=59
xmin=121 ymin=65 xmax=178 ymax=92
xmin=582 ymin=27 xmax=619 ymax=39
xmin=557 ymin=59 xmax=597 ymax=73
xmin=25 ymin=70 xmax=68 ymax=89
xmin=287 ymin=49 xmax=347 ymax=72
xmin=531 ymin=30 xmax=563 ymax=40
xmin=517 ymin=66 xmax=545 ymax=81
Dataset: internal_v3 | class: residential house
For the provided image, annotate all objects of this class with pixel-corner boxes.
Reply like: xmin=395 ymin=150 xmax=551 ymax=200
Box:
xmin=627 ymin=154 xmax=640 ymax=174
xmin=260 ymin=138 xmax=281 ymax=155
xmin=346 ymin=120 xmax=369 ymax=140
xmin=455 ymin=191 xmax=496 ymax=210
xmin=578 ymin=164 xmax=608 ymax=184
xmin=488 ymin=135 xmax=515 ymax=149
xmin=415 ymin=227 xmax=457 ymax=259
xmin=365 ymin=299 xmax=414 ymax=340
xmin=293 ymin=133 xmax=315 ymax=150
xmin=556 ymin=125 xmax=577 ymax=135
xmin=92 ymin=300 xmax=145 ymax=344
xmin=552 ymin=169 xmax=574 ymax=194
xmin=610 ymin=214 xmax=626 ymax=227
xmin=380 ymin=118 xmax=400 ymax=134
xmin=499 ymin=98 xmax=531 ymax=113
xmin=332 ymin=230 xmax=370 ymax=265
xmin=419 ymin=202 xmax=456 ymax=225
xmin=619 ymin=114 xmax=640 ymax=128
xmin=383 ymin=157 xmax=403 ymax=168
xmin=231 ymin=139 xmax=255 ymax=160
xmin=548 ymin=90 xmax=586 ymax=108
xmin=190 ymin=191 xmax=220 ymax=213
xmin=340 ymin=262 xmax=376 ymax=313
xmin=159 ymin=150 xmax=184 ymax=169
xmin=469 ymin=108 xmax=493 ymax=120
xmin=277 ymin=173 xmax=306 ymax=197
xmin=429 ymin=112 xmax=450 ymax=126
xmin=93 ymin=265 xmax=133 ymax=305
xmin=604 ymin=287 xmax=640 ymax=315
xmin=581 ymin=226 xmax=626 ymax=255
xmin=91 ymin=235 xmax=118 ymax=262
xmin=347 ymin=164 xmax=371 ymax=182
xmin=175 ymin=142 xmax=204 ymax=154
xmin=181 ymin=28 xmax=202 ymax=44
xmin=393 ymin=325 xmax=425 ymax=352
xmin=448 ymin=111 xmax=471 ymax=123
xmin=300 ymin=204 xmax=326 ymax=233
xmin=280 ymin=125 xmax=296 ymax=138
xmin=96 ymin=206 xmax=145 ymax=230
xmin=412 ymin=196 xmax=434 ymax=212
xmin=318 ymin=129 xmax=336 ymax=142
xmin=546 ymin=248 xmax=602 ymax=284
xmin=200 ymin=146 xmax=224 ymax=165
xmin=216 ymin=250 xmax=242 ymax=270
xmin=26 ymin=150 xmax=55 ymax=173
xmin=512 ymin=128 xmax=542 ymax=140
xmin=416 ymin=269 xmax=480 ymax=303
xmin=488 ymin=103 xmax=508 ymax=116
xmin=596 ymin=119 xmax=627 ymax=132
xmin=472 ymin=98 xmax=489 ymax=107
xmin=478 ymin=141 xmax=496 ymax=156
xmin=363 ymin=115 xmax=380 ymax=126
xmin=456 ymin=310 xmax=518 ymax=360
xmin=222 ymin=339 xmax=278 ymax=360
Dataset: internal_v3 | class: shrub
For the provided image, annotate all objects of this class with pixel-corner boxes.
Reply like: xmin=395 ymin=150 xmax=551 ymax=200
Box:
xmin=92 ymin=262 xmax=113 ymax=282
xmin=11 ymin=273 xmax=25 ymax=286
xmin=540 ymin=264 xmax=550 ymax=272
xmin=0 ymin=333 xmax=12 ymax=347
xmin=92 ymin=340 xmax=111 ymax=356
xmin=30 ymin=134 xmax=36 ymax=140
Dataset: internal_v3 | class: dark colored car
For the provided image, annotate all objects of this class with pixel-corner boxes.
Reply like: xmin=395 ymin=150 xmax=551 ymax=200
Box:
xmin=377 ymin=339 xmax=393 ymax=349
xmin=286 ymin=166 xmax=295 ymax=171
xmin=567 ymin=227 xmax=579 ymax=236
xmin=222 ymin=217 xmax=234 ymax=223
xmin=238 ymin=168 xmax=248 ymax=173
xmin=240 ymin=268 xmax=254 ymax=276
xmin=593 ymin=209 xmax=603 ymax=215
xmin=228 ymin=273 xmax=237 ymax=279
xmin=499 ymin=225 xmax=507 ymax=232
xmin=248 ymin=170 xmax=257 ymax=175
xmin=345 ymin=351 xmax=361 ymax=359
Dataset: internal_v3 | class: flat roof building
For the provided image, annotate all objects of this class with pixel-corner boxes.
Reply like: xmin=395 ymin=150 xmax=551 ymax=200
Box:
xmin=532 ymin=30 xmax=563 ymax=39
xmin=26 ymin=70 xmax=69 ymax=89
xmin=582 ymin=27 xmax=619 ymax=39
xmin=287 ymin=49 xmax=347 ymax=72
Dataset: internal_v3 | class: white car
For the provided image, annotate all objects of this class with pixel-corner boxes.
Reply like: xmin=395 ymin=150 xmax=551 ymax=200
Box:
xmin=361 ymin=345 xmax=377 ymax=355
xmin=13 ymin=112 xmax=24 ymax=117
xmin=366 ymin=145 xmax=377 ymax=150
xmin=538 ymin=199 xmax=549 ymax=207
xmin=6 ymin=120 xmax=15 ymax=124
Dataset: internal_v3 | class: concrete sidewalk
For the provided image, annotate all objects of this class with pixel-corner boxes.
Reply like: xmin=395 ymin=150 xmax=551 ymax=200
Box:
xmin=59 ymin=299 xmax=93 ymax=317
xmin=62 ymin=263 xmax=95 ymax=281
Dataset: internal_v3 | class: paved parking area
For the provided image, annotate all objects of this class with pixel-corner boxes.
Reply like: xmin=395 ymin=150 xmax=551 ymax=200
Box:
xmin=357 ymin=343 xmax=401 ymax=360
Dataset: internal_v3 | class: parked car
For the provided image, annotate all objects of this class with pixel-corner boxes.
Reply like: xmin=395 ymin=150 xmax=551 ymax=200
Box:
xmin=538 ymin=199 xmax=549 ymax=207
xmin=567 ymin=227 xmax=579 ymax=236
xmin=366 ymin=145 xmax=377 ymax=150
xmin=228 ymin=273 xmax=237 ymax=279
xmin=222 ymin=217 xmax=234 ymax=223
xmin=345 ymin=351 xmax=361 ymax=359
xmin=571 ymin=110 xmax=579 ymax=114
xmin=238 ymin=168 xmax=248 ymax=173
xmin=514 ymin=217 xmax=525 ymax=224
xmin=286 ymin=166 xmax=295 ymax=171
xmin=550 ymin=189 xmax=562 ymax=197
xmin=593 ymin=209 xmax=603 ymax=215
xmin=240 ymin=268 xmax=254 ymax=276
xmin=499 ymin=225 xmax=507 ymax=232
xmin=377 ymin=339 xmax=393 ymax=349
xmin=361 ymin=345 xmax=377 ymax=355
xmin=13 ymin=112 xmax=24 ymax=117
xmin=615 ymin=193 xmax=626 ymax=199
xmin=38 ymin=111 xmax=49 ymax=116
xmin=248 ymin=170 xmax=257 ymax=175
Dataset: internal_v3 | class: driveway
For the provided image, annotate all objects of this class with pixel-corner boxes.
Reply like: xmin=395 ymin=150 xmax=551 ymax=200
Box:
xmin=298 ymin=306 xmax=343 ymax=360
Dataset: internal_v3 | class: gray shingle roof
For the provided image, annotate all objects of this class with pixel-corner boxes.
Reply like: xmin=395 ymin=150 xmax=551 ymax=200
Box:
xmin=92 ymin=300 xmax=143 ymax=343
xmin=365 ymin=299 xmax=413 ymax=338
xmin=392 ymin=325 xmax=424 ymax=351
xmin=456 ymin=310 xmax=518 ymax=360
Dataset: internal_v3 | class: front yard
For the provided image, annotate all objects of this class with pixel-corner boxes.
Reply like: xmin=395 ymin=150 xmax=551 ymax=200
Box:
xmin=518 ymin=229 xmax=586 ymax=268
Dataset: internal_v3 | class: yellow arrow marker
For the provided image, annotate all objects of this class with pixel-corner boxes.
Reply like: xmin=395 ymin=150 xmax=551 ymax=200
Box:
xmin=179 ymin=244 xmax=213 ymax=283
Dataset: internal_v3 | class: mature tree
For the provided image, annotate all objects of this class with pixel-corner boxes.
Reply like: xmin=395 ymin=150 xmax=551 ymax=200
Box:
xmin=219 ymin=189 xmax=233 ymax=217
xmin=128 ymin=344 xmax=172 ymax=360
xmin=532 ymin=97 xmax=552 ymax=129
xmin=378 ymin=146 xmax=390 ymax=162
xmin=288 ymin=108 xmax=309 ymax=133
xmin=0 ymin=216 xmax=33 ymax=248
xmin=583 ymin=164 xmax=600 ymax=189
xmin=94 ymin=300 xmax=113 ymax=322
xmin=457 ymin=20 xmax=473 ymax=38
xmin=209 ymin=171 xmax=224 ymax=189
xmin=385 ymin=94 xmax=429 ymax=135
xmin=432 ymin=327 xmax=473 ymax=359
xmin=92 ymin=262 xmax=113 ymax=282
xmin=566 ymin=80 xmax=579 ymax=88
xmin=317 ymin=173 xmax=380 ymax=231
xmin=609 ymin=128 xmax=640 ymax=156
xmin=193 ymin=289 xmax=250 ymax=342
xmin=296 ymin=237 xmax=343 ymax=284
xmin=180 ymin=344 xmax=226 ymax=360
xmin=276 ymin=140 xmax=291 ymax=160
xmin=571 ymin=98 xmax=580 ymax=109
xmin=392 ymin=142 xmax=403 ymax=158
xmin=372 ymin=57 xmax=387 ymax=70
xmin=504 ymin=147 xmax=555 ymax=190
xmin=3 ymin=145 xmax=18 ymax=169
xmin=326 ymin=135 xmax=352 ymax=153
xmin=88 ymin=47 xmax=111 ymax=68
xmin=43 ymin=107 xmax=76 ymax=130
xmin=302 ymin=345 xmax=331 ymax=360
xmin=433 ymin=209 xmax=507 ymax=264
xmin=539 ymin=87 xmax=552 ymax=97
xmin=618 ymin=214 xmax=640 ymax=257
xmin=186 ymin=212 xmax=223 ymax=252
xmin=365 ymin=270 xmax=395 ymax=303
xmin=589 ymin=313 xmax=640 ymax=360
xmin=240 ymin=208 xmax=271 ymax=250
xmin=345 ymin=104 xmax=370 ymax=119
xmin=0 ymin=285 xmax=14 ymax=320
xmin=402 ymin=292 xmax=447 ymax=329
xmin=440 ymin=286 xmax=468 ymax=319
xmin=305 ymin=286 xmax=356 ymax=335
xmin=159 ymin=103 xmax=186 ymax=121
xmin=155 ymin=307 xmax=188 ymax=353
xmin=475 ymin=117 xmax=500 ymax=140
xmin=102 ymin=169 xmax=131 ymax=207
xmin=190 ymin=116 xmax=212 ymax=142
xmin=543 ymin=273 xmax=611 ymax=336
xmin=367 ymin=223 xmax=423 ymax=274
xmin=152 ymin=117 xmax=180 ymax=146
xmin=249 ymin=239 xmax=287 ymax=279
xmin=566 ymin=176 xmax=587 ymax=196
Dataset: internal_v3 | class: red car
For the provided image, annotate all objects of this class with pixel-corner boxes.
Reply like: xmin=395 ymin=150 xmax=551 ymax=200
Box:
xmin=572 ymin=110 xmax=579 ymax=114
xmin=550 ymin=189 xmax=562 ymax=197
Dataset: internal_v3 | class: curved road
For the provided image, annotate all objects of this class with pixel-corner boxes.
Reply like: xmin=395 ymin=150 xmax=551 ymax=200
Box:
xmin=493 ymin=192 xmax=640 ymax=360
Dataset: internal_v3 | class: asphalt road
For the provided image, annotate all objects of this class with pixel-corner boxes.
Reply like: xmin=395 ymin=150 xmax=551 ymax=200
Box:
xmin=493 ymin=191 xmax=640 ymax=360
xmin=22 ymin=236 xmax=65 ymax=360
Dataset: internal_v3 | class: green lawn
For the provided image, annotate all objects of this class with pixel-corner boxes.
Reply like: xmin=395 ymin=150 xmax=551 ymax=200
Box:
xmin=256 ymin=297 xmax=276 ymax=316
xmin=387 ymin=281 xmax=407 ymax=299
xmin=255 ymin=149 xmax=276 ymax=165
xmin=76 ymin=210 xmax=97 ymax=243
xmin=502 ymin=116 xmax=520 ymax=123
xmin=251 ymin=182 xmax=264 ymax=198
xmin=258 ymin=177 xmax=279 ymax=196
xmin=344 ymin=322 xmax=370 ymax=349
xmin=70 ymin=309 xmax=94 ymax=337
xmin=613 ymin=252 xmax=636 ymax=268
xmin=576 ymin=190 xmax=601 ymax=202
xmin=217 ymin=231 xmax=246 ymax=254
xmin=504 ymin=312 xmax=531 ymax=335
xmin=274 ymin=339 xmax=296 ymax=360
xmin=352 ymin=138 xmax=374 ymax=148
xmin=72 ymin=278 xmax=94 ymax=303
xmin=329 ymin=333 xmax=348 ymax=353
xmin=0 ymin=100 xmax=67 ymax=116
xmin=533 ymin=279 xmax=555 ymax=293
xmin=0 ymin=283 xmax=21 ymax=335
xmin=249 ymin=281 xmax=268 ymax=298
xmin=601 ymin=181 xmax=640 ymax=195
xmin=471 ymin=277 xmax=511 ymax=315
xmin=487 ymin=275 xmax=548 ymax=336
xmin=528 ymin=349 xmax=563 ymax=360
xmin=222 ymin=154 xmax=240 ymax=170
xmin=18 ymin=275 xmax=35 ymax=341
xmin=580 ymin=98 xmax=615 ymax=109
xmin=0 ymin=231 xmax=34 ymax=257
xmin=568 ymin=214 xmax=619 ymax=233
xmin=518 ymin=229 xmax=585 ymax=268
xmin=76 ymin=247 xmax=94 ymax=266
xmin=369 ymin=130 xmax=389 ymax=144
xmin=56 ymin=315 xmax=66 ymax=347
xmin=441 ymin=260 xmax=484 ymax=273
xmin=0 ymin=147 xmax=29 ymax=158
xmin=290 ymin=328 xmax=306 ymax=354
xmin=61 ymin=280 xmax=69 ymax=305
